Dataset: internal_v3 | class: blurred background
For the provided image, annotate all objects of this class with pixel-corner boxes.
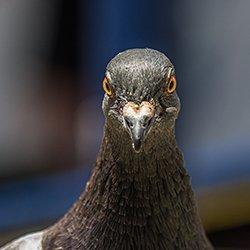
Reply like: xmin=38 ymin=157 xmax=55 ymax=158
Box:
xmin=0 ymin=0 xmax=250 ymax=248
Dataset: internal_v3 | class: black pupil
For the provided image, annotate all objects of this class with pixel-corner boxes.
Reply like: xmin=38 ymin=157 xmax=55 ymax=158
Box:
xmin=169 ymin=80 xmax=174 ymax=91
xmin=106 ymin=82 xmax=110 ymax=92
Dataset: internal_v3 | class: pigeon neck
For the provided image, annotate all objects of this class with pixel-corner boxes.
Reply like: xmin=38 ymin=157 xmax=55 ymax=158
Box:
xmin=43 ymin=128 xmax=212 ymax=249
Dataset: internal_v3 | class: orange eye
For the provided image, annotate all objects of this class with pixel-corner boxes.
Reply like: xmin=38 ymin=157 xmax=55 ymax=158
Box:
xmin=165 ymin=75 xmax=177 ymax=94
xmin=102 ymin=76 xmax=113 ymax=96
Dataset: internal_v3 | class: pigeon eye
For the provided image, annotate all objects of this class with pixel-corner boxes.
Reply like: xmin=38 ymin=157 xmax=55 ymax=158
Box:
xmin=103 ymin=76 xmax=113 ymax=96
xmin=165 ymin=75 xmax=177 ymax=94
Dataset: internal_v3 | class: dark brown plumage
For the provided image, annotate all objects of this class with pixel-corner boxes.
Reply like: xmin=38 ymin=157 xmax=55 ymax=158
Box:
xmin=42 ymin=49 xmax=213 ymax=249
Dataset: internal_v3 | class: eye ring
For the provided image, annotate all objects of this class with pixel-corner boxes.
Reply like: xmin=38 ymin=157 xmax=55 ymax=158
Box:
xmin=102 ymin=76 xmax=113 ymax=96
xmin=165 ymin=75 xmax=177 ymax=94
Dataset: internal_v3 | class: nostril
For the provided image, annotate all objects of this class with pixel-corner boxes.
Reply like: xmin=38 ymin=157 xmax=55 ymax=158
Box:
xmin=141 ymin=117 xmax=152 ymax=128
xmin=124 ymin=117 xmax=134 ymax=128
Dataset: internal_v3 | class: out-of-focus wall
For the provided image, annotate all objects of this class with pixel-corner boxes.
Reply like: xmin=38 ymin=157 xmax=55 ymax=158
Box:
xmin=175 ymin=1 xmax=250 ymax=147
xmin=0 ymin=0 xmax=77 ymax=175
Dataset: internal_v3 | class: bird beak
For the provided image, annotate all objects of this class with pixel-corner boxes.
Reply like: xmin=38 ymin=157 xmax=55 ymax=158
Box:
xmin=123 ymin=101 xmax=155 ymax=152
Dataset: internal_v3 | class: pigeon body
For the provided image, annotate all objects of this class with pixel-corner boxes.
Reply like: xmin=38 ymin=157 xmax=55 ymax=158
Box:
xmin=1 ymin=48 xmax=213 ymax=250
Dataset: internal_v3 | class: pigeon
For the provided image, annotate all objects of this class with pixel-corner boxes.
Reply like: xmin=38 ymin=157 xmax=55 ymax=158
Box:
xmin=1 ymin=48 xmax=213 ymax=250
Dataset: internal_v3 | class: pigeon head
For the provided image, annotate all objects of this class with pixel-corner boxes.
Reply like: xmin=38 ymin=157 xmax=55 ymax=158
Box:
xmin=102 ymin=48 xmax=180 ymax=153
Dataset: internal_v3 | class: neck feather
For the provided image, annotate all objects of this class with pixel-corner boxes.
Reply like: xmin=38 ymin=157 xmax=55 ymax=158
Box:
xmin=42 ymin=128 xmax=212 ymax=250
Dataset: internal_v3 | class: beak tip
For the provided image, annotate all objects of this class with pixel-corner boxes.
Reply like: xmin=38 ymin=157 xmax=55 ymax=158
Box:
xmin=132 ymin=139 xmax=142 ymax=153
